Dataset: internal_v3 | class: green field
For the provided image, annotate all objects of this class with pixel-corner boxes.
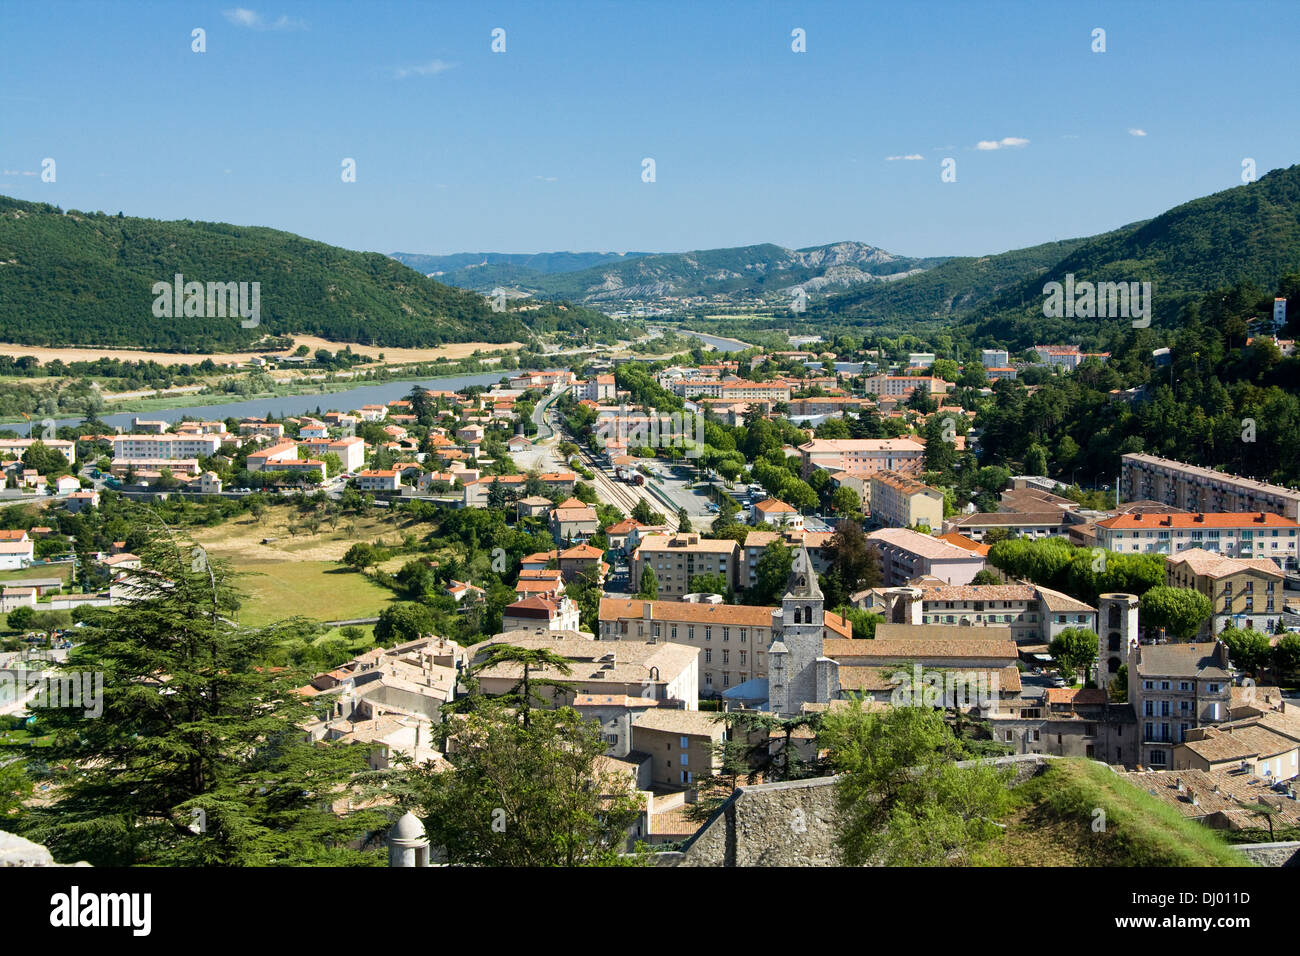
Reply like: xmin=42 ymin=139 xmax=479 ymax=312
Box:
xmin=230 ymin=560 xmax=395 ymax=627
xmin=0 ymin=564 xmax=73 ymax=586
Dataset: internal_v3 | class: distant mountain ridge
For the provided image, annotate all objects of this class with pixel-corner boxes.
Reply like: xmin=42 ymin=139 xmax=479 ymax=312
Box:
xmin=392 ymin=241 xmax=950 ymax=307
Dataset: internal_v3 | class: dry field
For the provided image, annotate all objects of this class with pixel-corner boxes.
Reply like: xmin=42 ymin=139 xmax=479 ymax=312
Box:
xmin=0 ymin=336 xmax=521 ymax=368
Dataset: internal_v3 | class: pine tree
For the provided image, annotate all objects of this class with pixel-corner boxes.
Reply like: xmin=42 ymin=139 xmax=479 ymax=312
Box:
xmin=21 ymin=532 xmax=385 ymax=866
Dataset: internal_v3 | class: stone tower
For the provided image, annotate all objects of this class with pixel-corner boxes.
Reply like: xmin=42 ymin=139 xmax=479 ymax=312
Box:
xmin=1096 ymin=593 xmax=1140 ymax=690
xmin=769 ymin=545 xmax=826 ymax=715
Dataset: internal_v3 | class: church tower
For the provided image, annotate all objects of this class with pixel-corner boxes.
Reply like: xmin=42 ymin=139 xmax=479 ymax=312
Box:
xmin=769 ymin=545 xmax=827 ymax=714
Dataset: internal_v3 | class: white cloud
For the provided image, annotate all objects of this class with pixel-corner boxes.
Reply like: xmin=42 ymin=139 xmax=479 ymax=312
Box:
xmin=395 ymin=59 xmax=456 ymax=79
xmin=976 ymin=136 xmax=1029 ymax=150
xmin=223 ymin=9 xmax=306 ymax=31
xmin=1129 ymin=128 xmax=1147 ymax=137
xmin=535 ymin=175 xmax=558 ymax=182
xmin=885 ymin=154 xmax=925 ymax=161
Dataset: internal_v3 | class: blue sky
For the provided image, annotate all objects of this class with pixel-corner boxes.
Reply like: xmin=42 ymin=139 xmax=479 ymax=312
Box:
xmin=2 ymin=1 xmax=1298 ymax=259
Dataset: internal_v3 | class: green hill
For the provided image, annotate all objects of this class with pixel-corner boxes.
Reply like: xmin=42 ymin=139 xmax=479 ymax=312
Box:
xmin=0 ymin=196 xmax=530 ymax=352
xmin=818 ymin=163 xmax=1300 ymax=348
xmin=979 ymin=758 xmax=1247 ymax=867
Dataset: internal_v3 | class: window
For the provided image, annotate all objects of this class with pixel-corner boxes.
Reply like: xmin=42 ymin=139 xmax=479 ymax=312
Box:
xmin=679 ymin=736 xmax=689 ymax=749
xmin=705 ymin=627 xmax=712 ymax=641
xmin=705 ymin=649 xmax=712 ymax=664
xmin=1004 ymin=731 xmax=1014 ymax=742
xmin=723 ymin=627 xmax=730 ymax=642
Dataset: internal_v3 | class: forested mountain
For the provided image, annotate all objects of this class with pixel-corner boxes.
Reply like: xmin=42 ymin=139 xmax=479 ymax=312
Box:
xmin=395 ymin=241 xmax=948 ymax=306
xmin=0 ymin=196 xmax=529 ymax=351
xmin=390 ymin=250 xmax=653 ymax=286
xmin=816 ymin=163 xmax=1300 ymax=349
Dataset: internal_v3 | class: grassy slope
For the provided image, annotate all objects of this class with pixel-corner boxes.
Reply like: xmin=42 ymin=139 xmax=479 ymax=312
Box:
xmin=977 ymin=758 xmax=1247 ymax=867
xmin=0 ymin=195 xmax=527 ymax=351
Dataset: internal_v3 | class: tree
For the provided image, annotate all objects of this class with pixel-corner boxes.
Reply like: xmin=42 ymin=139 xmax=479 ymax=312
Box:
xmin=473 ymin=644 xmax=575 ymax=729
xmin=7 ymin=605 xmax=35 ymax=631
xmin=342 ymin=542 xmax=382 ymax=572
xmin=18 ymin=537 xmax=382 ymax=866
xmin=688 ymin=572 xmax=729 ymax=599
xmin=1049 ymin=628 xmax=1099 ymax=684
xmin=971 ymin=569 xmax=1004 ymax=585
xmin=713 ymin=711 xmax=822 ymax=783
xmin=677 ymin=507 xmax=692 ymax=533
xmin=1139 ymin=586 xmax=1212 ymax=640
xmin=631 ymin=499 xmax=663 ymax=526
xmin=1274 ymin=634 xmax=1300 ymax=678
xmin=636 ymin=565 xmax=659 ymax=600
xmin=752 ymin=540 xmax=794 ymax=604
xmin=403 ymin=704 xmax=642 ymax=866
xmin=830 ymin=485 xmax=861 ymax=515
xmin=373 ymin=602 xmax=435 ymax=646
xmin=1219 ymin=626 xmax=1273 ymax=677
xmin=819 ymin=701 xmax=1013 ymax=866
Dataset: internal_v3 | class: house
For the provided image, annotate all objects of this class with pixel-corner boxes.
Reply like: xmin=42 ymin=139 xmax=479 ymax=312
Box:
xmin=199 ymin=471 xmax=223 ymax=495
xmin=0 ymin=537 xmax=34 ymax=570
xmin=1164 ymin=548 xmax=1283 ymax=636
xmin=1129 ymin=640 xmax=1233 ymax=769
xmin=516 ymin=496 xmax=553 ymax=520
xmin=751 ymin=498 xmax=803 ymax=529
xmin=500 ymin=594 xmax=582 ymax=633
xmin=549 ymin=497 xmax=599 ymax=543
xmin=507 ymin=435 xmax=532 ymax=453
xmin=471 ymin=629 xmax=699 ymax=710
xmin=54 ymin=475 xmax=81 ymax=495
xmin=630 ymin=708 xmax=726 ymax=789
xmin=355 ymin=470 xmax=401 ymax=492
xmin=870 ymin=471 xmax=945 ymax=530
xmin=558 ymin=543 xmax=607 ymax=583
xmin=445 ymin=580 xmax=486 ymax=604
xmin=1173 ymin=719 xmax=1300 ymax=779
xmin=63 ymin=489 xmax=99 ymax=513
xmin=0 ymin=586 xmax=37 ymax=613
xmin=867 ymin=528 xmax=986 ymax=586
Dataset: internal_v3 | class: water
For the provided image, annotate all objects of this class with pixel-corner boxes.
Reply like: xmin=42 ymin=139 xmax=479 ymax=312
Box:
xmin=19 ymin=368 xmax=552 ymax=434
xmin=681 ymin=331 xmax=752 ymax=353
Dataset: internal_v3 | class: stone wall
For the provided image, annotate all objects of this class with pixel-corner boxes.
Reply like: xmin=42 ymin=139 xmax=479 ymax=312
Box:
xmin=668 ymin=754 xmax=1055 ymax=867
xmin=0 ymin=831 xmax=88 ymax=867
xmin=1231 ymin=841 xmax=1300 ymax=867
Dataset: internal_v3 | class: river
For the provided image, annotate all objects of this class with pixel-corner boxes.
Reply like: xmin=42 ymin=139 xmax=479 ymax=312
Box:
xmin=20 ymin=369 xmax=547 ymax=435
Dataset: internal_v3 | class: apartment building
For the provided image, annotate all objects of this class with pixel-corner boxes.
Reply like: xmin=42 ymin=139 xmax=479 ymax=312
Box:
xmin=797 ymin=438 xmax=926 ymax=479
xmin=461 ymin=472 xmax=577 ymax=507
xmin=981 ymin=349 xmax=1009 ymax=367
xmin=867 ymin=528 xmax=986 ymax=586
xmin=299 ymin=435 xmax=366 ymax=472
xmin=239 ymin=420 xmax=285 ymax=441
xmin=739 ymin=529 xmax=832 ymax=591
xmin=111 ymin=433 xmax=223 ymax=462
xmin=785 ymin=396 xmax=872 ymax=417
xmin=1173 ymin=719 xmax=1300 ymax=779
xmin=1128 ymin=641 xmax=1233 ymax=769
xmin=550 ymin=497 xmax=600 ymax=543
xmin=0 ymin=438 xmax=76 ymax=464
xmin=573 ymin=374 xmax=617 ymax=403
xmin=631 ymin=534 xmax=740 ymax=599
xmin=1095 ymin=511 xmax=1299 ymax=571
xmin=985 ymin=687 xmax=1137 ymax=766
xmin=244 ymin=440 xmax=301 ymax=472
xmin=869 ymin=470 xmax=945 ymax=530
xmin=1164 ymin=548 xmax=1284 ymax=636
xmin=669 ymin=379 xmax=792 ymax=402
xmin=501 ymin=594 xmax=581 ymax=633
xmin=1121 ymin=453 xmax=1300 ymax=520
xmin=861 ymin=375 xmax=948 ymax=399
xmin=599 ymin=596 xmax=776 ymax=696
